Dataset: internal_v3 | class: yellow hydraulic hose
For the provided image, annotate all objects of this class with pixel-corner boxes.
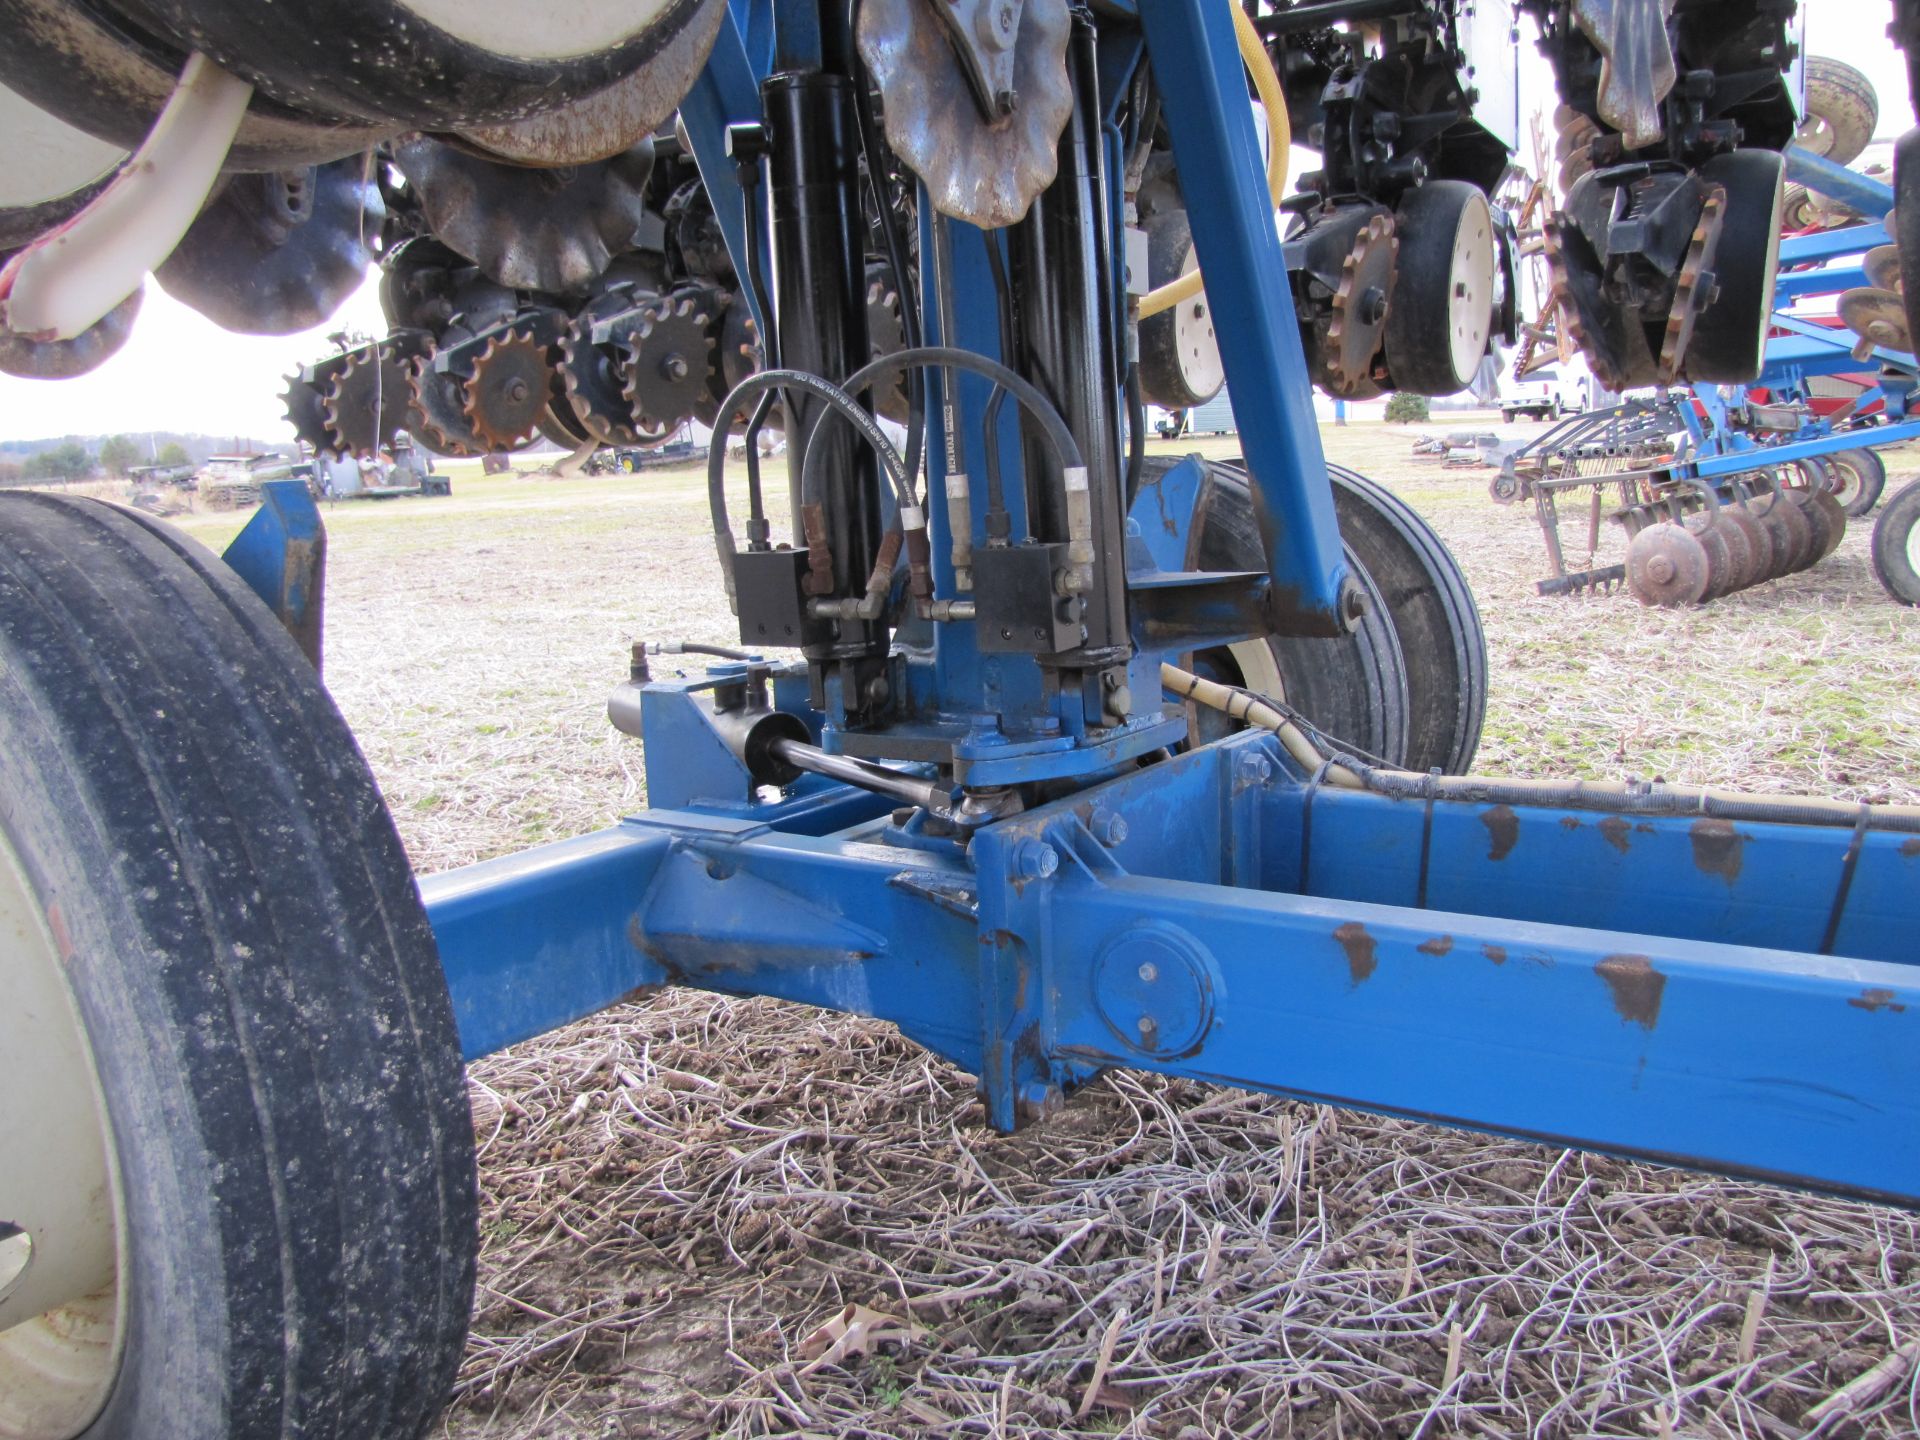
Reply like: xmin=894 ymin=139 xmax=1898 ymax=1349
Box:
xmin=1136 ymin=2 xmax=1292 ymax=320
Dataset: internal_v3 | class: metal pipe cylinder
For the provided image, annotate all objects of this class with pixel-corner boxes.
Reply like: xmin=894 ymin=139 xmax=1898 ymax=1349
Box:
xmin=762 ymin=70 xmax=883 ymax=656
xmin=1006 ymin=14 xmax=1128 ymax=655
xmin=770 ymin=737 xmax=952 ymax=814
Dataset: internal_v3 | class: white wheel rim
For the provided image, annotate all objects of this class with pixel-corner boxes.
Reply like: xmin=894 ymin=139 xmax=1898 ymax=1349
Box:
xmin=1172 ymin=247 xmax=1226 ymax=401
xmin=0 ymin=834 xmax=125 ymax=1440
xmin=0 ymin=82 xmax=124 ymax=210
xmin=395 ymin=0 xmax=676 ymax=60
xmin=1906 ymin=512 xmax=1920 ymax=577
xmin=1446 ymin=194 xmax=1496 ymax=384
xmin=1227 ymin=639 xmax=1286 ymax=707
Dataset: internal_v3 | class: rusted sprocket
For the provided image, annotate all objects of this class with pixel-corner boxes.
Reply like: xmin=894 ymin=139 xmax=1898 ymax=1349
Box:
xmin=1656 ymin=185 xmax=1726 ymax=383
xmin=322 ymin=339 xmax=429 ymax=457
xmin=1319 ymin=213 xmax=1397 ymax=398
xmin=558 ymin=286 xmax=656 ymax=446
xmin=619 ymin=291 xmax=716 ymax=435
xmin=458 ymin=329 xmax=553 ymax=452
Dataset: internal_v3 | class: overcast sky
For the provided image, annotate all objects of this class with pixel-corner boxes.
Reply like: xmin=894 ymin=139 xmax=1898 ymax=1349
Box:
xmin=0 ymin=6 xmax=1910 ymax=446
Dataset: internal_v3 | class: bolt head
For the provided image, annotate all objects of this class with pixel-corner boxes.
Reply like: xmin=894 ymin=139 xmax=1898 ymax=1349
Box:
xmin=1013 ymin=839 xmax=1059 ymax=880
xmin=664 ymin=355 xmax=689 ymax=381
xmin=1238 ymin=753 xmax=1273 ymax=786
xmin=1646 ymin=553 xmax=1676 ymax=584
xmin=1137 ymin=961 xmax=1158 ymax=984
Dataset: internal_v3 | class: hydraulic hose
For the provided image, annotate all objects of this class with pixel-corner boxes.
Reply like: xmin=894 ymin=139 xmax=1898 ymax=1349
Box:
xmin=799 ymin=345 xmax=1086 ymax=515
xmin=1163 ymin=662 xmax=1920 ymax=834
xmin=1136 ymin=0 xmax=1291 ymax=320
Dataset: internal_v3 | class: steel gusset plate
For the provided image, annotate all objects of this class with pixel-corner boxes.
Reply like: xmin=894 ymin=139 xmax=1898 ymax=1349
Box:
xmin=155 ymin=160 xmax=383 ymax=336
xmin=857 ymin=0 xmax=1073 ymax=229
xmin=390 ymin=137 xmax=656 ymax=295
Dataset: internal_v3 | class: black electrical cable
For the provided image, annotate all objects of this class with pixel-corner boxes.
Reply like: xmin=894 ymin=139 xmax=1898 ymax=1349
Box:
xmin=739 ymin=165 xmax=781 ymax=373
xmin=981 ymin=233 xmax=1018 ymax=533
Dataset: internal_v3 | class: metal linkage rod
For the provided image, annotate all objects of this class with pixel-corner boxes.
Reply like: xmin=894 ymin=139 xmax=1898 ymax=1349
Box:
xmin=769 ymin=737 xmax=952 ymax=816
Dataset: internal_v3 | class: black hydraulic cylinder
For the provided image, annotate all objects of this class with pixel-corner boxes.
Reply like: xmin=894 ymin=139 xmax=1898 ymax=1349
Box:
xmin=1007 ymin=17 xmax=1128 ymax=656
xmin=762 ymin=70 xmax=883 ymax=657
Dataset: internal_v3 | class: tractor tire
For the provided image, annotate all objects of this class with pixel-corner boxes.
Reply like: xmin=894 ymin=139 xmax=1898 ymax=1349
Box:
xmin=1872 ymin=478 xmax=1920 ymax=605
xmin=1799 ymin=58 xmax=1879 ymax=168
xmin=0 ymin=494 xmax=476 ymax=1440
xmin=1325 ymin=464 xmax=1487 ymax=774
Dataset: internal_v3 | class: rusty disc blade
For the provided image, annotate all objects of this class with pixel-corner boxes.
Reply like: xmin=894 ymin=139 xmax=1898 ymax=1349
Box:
xmin=1719 ymin=504 xmax=1772 ymax=590
xmin=1762 ymin=487 xmax=1819 ymax=572
xmin=1625 ymin=521 xmax=1711 ymax=606
xmin=1787 ymin=487 xmax=1836 ymax=565
xmin=1750 ymin=489 xmax=1807 ymax=577
xmin=1838 ymin=287 xmax=1912 ymax=352
xmin=1806 ymin=485 xmax=1849 ymax=559
xmin=1688 ymin=507 xmax=1758 ymax=594
xmin=1865 ymin=244 xmax=1904 ymax=295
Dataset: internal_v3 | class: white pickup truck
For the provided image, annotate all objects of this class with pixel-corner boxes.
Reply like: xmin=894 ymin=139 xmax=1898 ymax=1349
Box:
xmin=1500 ymin=367 xmax=1591 ymax=423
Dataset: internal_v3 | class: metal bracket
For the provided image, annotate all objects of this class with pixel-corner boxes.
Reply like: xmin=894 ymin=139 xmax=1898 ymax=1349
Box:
xmin=927 ymin=0 xmax=1027 ymax=120
xmin=220 ymin=477 xmax=325 ymax=672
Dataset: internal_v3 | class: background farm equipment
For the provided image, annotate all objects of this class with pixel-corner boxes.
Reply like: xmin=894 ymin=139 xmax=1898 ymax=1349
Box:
xmin=1502 ymin=148 xmax=1920 ymax=604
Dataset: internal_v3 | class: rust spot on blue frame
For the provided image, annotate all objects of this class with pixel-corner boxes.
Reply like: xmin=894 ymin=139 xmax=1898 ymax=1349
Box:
xmin=1482 ymin=805 xmax=1519 ymax=861
xmin=1333 ymin=921 xmax=1377 ymax=984
xmin=1690 ymin=818 xmax=1745 ymax=884
xmin=1596 ymin=953 xmax=1666 ymax=1030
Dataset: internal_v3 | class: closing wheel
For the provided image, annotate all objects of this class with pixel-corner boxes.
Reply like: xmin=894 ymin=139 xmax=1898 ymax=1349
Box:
xmin=1383 ymin=180 xmax=1495 ymax=396
xmin=1821 ymin=447 xmax=1887 ymax=517
xmin=0 ymin=495 xmax=476 ymax=1439
xmin=1184 ymin=460 xmax=1488 ymax=772
xmin=1684 ymin=150 xmax=1785 ymax=383
xmin=1137 ymin=210 xmax=1225 ymax=410
xmin=1181 ymin=461 xmax=1407 ymax=764
xmin=1871 ymin=478 xmax=1920 ymax=605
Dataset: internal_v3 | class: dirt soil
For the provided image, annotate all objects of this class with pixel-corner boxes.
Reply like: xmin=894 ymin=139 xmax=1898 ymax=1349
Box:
xmin=169 ymin=421 xmax=1920 ymax=1439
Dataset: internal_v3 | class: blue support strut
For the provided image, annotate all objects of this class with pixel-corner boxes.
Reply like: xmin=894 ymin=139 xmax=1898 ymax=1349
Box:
xmin=1135 ymin=0 xmax=1352 ymax=636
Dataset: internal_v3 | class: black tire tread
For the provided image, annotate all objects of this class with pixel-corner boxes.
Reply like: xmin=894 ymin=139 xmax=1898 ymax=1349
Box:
xmin=1872 ymin=478 xmax=1920 ymax=606
xmin=0 ymin=493 xmax=474 ymax=1439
